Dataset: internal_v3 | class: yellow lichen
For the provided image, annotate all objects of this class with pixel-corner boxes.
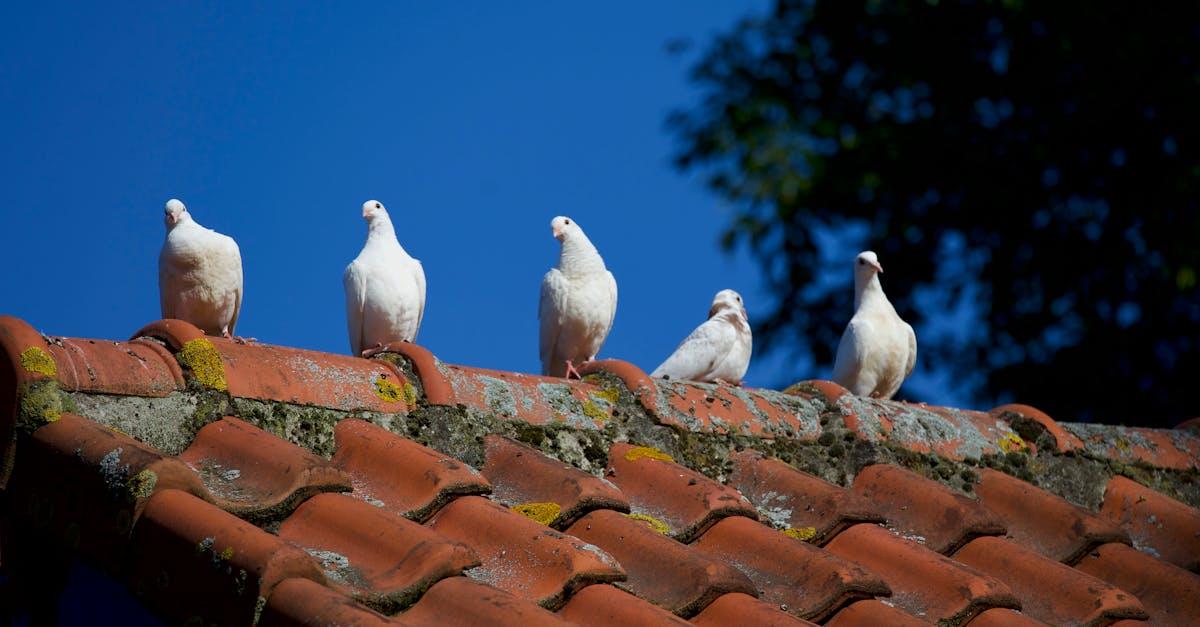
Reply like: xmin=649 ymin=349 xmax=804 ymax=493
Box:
xmin=219 ymin=546 xmax=235 ymax=560
xmin=20 ymin=347 xmax=57 ymax=377
xmin=592 ymin=386 xmax=621 ymax=405
xmin=624 ymin=446 xmax=674 ymax=463
xmin=19 ymin=380 xmax=71 ymax=425
xmin=374 ymin=376 xmax=403 ymax=403
xmin=178 ymin=339 xmax=227 ymax=391
xmin=783 ymin=526 xmax=818 ymax=542
xmin=625 ymin=513 xmax=671 ymax=535
xmin=581 ymin=399 xmax=608 ymax=423
xmin=998 ymin=432 xmax=1027 ymax=453
xmin=513 ymin=502 xmax=561 ymax=525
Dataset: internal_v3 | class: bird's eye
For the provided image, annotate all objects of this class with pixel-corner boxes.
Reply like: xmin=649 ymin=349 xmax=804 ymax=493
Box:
xmin=565 ymin=219 xmax=571 ymax=225
xmin=858 ymin=259 xmax=865 ymax=265
xmin=375 ymin=202 xmax=381 ymax=209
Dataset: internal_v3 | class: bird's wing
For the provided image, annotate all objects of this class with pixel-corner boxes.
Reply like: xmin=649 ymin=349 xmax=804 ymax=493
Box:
xmin=411 ymin=259 xmax=427 ymax=341
xmin=539 ymin=269 xmax=569 ymax=375
xmin=652 ymin=318 xmax=735 ymax=382
xmin=903 ymin=320 xmax=917 ymax=378
xmin=226 ymin=236 xmax=244 ymax=336
xmin=158 ymin=248 xmax=176 ymax=320
xmin=832 ymin=317 xmax=872 ymax=386
xmin=603 ymin=270 xmax=618 ymax=340
xmin=343 ymin=261 xmax=368 ymax=355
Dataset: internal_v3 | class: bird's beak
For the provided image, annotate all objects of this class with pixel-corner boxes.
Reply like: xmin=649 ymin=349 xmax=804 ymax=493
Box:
xmin=165 ymin=214 xmax=177 ymax=226
xmin=871 ymin=261 xmax=884 ymax=274
xmin=552 ymin=225 xmax=564 ymax=239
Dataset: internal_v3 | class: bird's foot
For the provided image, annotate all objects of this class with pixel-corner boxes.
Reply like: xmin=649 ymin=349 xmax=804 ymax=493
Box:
xmin=361 ymin=343 xmax=386 ymax=358
xmin=564 ymin=360 xmax=582 ymax=380
xmin=223 ymin=330 xmax=256 ymax=345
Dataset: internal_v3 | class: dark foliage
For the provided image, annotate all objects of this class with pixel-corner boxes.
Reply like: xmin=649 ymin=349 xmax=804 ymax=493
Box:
xmin=670 ymin=0 xmax=1200 ymax=425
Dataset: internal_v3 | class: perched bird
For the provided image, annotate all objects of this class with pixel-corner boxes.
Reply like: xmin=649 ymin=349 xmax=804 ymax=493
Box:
xmin=832 ymin=251 xmax=917 ymax=399
xmin=539 ymin=216 xmax=618 ymax=378
xmin=651 ymin=289 xmax=752 ymax=385
xmin=344 ymin=200 xmax=426 ymax=357
xmin=158 ymin=199 xmax=245 ymax=339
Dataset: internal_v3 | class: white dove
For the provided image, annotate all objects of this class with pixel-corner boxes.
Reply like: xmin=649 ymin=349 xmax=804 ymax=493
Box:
xmin=344 ymin=200 xmax=426 ymax=357
xmin=832 ymin=251 xmax=917 ymax=399
xmin=158 ymin=199 xmax=244 ymax=339
xmin=539 ymin=216 xmax=617 ymax=378
xmin=651 ymin=289 xmax=752 ymax=385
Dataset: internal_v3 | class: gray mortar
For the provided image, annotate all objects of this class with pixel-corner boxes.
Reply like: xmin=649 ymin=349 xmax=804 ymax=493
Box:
xmin=41 ymin=365 xmax=1200 ymax=536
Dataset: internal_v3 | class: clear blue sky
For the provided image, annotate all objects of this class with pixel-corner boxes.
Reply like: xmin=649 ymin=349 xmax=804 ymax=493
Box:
xmin=0 ymin=2 xmax=960 ymax=402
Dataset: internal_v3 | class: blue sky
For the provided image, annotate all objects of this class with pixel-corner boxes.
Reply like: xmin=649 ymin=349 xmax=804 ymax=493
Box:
xmin=0 ymin=2 xmax=960 ymax=402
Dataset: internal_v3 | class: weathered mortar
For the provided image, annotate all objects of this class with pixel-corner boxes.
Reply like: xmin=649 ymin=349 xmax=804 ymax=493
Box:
xmin=39 ymin=366 xmax=1200 ymax=532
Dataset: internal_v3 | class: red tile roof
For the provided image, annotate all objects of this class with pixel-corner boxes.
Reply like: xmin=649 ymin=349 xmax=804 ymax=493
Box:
xmin=1 ymin=315 xmax=1199 ymax=626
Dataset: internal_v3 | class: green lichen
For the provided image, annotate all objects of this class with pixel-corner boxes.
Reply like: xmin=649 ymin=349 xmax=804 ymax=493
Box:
xmin=625 ymin=513 xmax=671 ymax=535
xmin=592 ymin=385 xmax=621 ymax=405
xmin=403 ymin=382 xmax=418 ymax=406
xmin=128 ymin=469 xmax=159 ymax=500
xmin=17 ymin=380 xmax=76 ymax=429
xmin=220 ymin=546 xmax=235 ymax=561
xmin=374 ymin=376 xmax=403 ymax=403
xmin=624 ymin=446 xmax=674 ymax=463
xmin=178 ymin=339 xmax=227 ymax=391
xmin=513 ymin=502 xmax=561 ymax=525
xmin=782 ymin=526 xmax=817 ymax=542
xmin=20 ymin=346 xmax=57 ymax=377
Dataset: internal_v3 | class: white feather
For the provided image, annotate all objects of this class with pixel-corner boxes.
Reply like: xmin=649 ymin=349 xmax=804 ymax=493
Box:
xmin=832 ymin=251 xmax=916 ymax=399
xmin=344 ymin=201 xmax=426 ymax=355
xmin=652 ymin=290 xmax=751 ymax=384
xmin=538 ymin=217 xmax=617 ymax=377
xmin=158 ymin=200 xmax=244 ymax=337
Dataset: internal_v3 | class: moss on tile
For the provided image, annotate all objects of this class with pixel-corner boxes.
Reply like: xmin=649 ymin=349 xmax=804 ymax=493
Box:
xmin=178 ymin=338 xmax=227 ymax=391
xmin=513 ymin=502 xmax=561 ymax=526
xmin=20 ymin=346 xmax=57 ymax=377
xmin=625 ymin=513 xmax=670 ymax=535
xmin=16 ymin=380 xmax=75 ymax=431
xmin=782 ymin=526 xmax=817 ymax=542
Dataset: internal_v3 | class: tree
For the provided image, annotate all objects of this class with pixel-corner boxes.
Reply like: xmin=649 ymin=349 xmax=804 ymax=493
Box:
xmin=670 ymin=0 xmax=1200 ymax=426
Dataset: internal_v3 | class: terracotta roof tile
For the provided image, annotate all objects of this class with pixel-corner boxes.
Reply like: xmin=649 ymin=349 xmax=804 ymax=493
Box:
xmin=1074 ymin=542 xmax=1200 ymax=626
xmin=728 ymin=449 xmax=883 ymax=545
xmin=332 ymin=418 xmax=491 ymax=522
xmin=990 ymin=403 xmax=1084 ymax=453
xmin=396 ymin=576 xmax=573 ymax=626
xmin=851 ymin=464 xmax=1006 ymax=554
xmin=261 ymin=577 xmax=394 ymax=627
xmin=581 ymin=360 xmax=823 ymax=439
xmin=834 ymin=395 xmax=1032 ymax=461
xmin=824 ymin=523 xmax=1019 ymax=624
xmin=425 ymin=495 xmax=624 ymax=609
xmin=442 ymin=364 xmax=616 ymax=429
xmin=278 ymin=493 xmax=478 ymax=613
xmin=953 ymin=536 xmax=1148 ymax=625
xmin=556 ymin=583 xmax=691 ymax=626
xmin=127 ymin=489 xmax=325 ymax=625
xmin=565 ymin=508 xmax=755 ymax=616
xmin=1064 ymin=423 xmax=1200 ymax=471
xmin=178 ymin=416 xmax=352 ymax=521
xmin=606 ymin=441 xmax=757 ymax=542
xmin=691 ymin=515 xmax=890 ymax=621
xmin=691 ymin=592 xmax=820 ymax=626
xmin=482 ymin=435 xmax=628 ymax=529
xmin=48 ymin=337 xmax=184 ymax=397
xmin=1100 ymin=475 xmax=1200 ymax=572
xmin=3 ymin=317 xmax=1199 ymax=624
xmin=823 ymin=599 xmax=932 ymax=626
xmin=7 ymin=413 xmax=206 ymax=567
xmin=974 ymin=467 xmax=1128 ymax=563
xmin=966 ymin=607 xmax=1049 ymax=626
